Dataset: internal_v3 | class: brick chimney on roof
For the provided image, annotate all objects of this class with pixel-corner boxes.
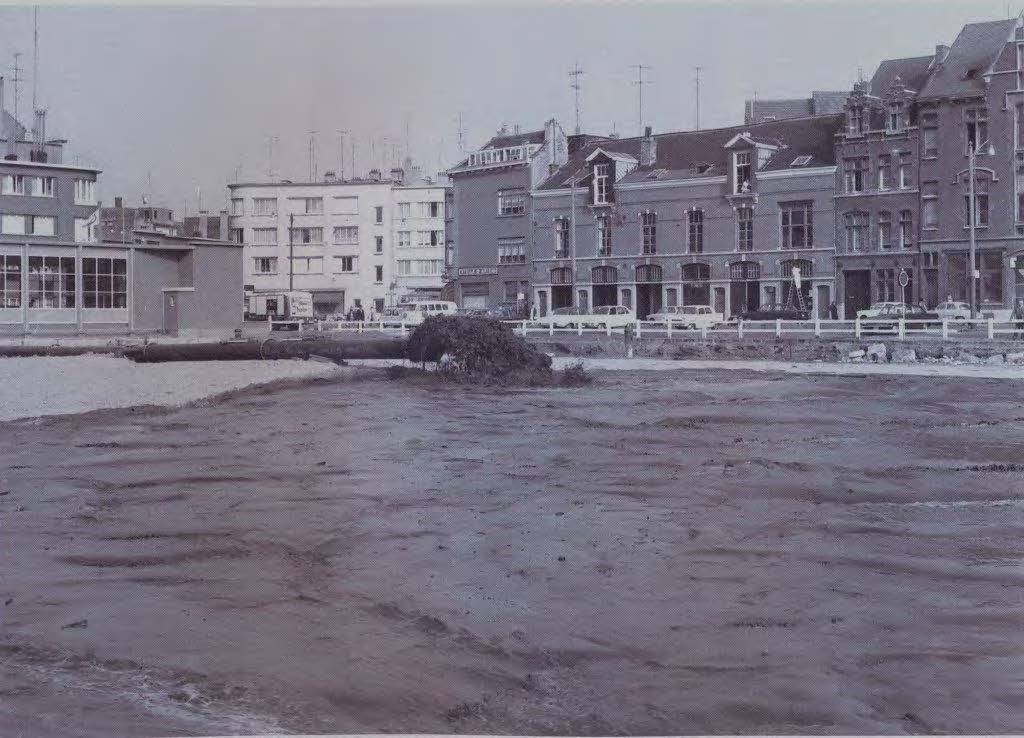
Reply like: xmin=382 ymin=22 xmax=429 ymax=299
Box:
xmin=640 ymin=126 xmax=657 ymax=167
xmin=934 ymin=44 xmax=950 ymax=67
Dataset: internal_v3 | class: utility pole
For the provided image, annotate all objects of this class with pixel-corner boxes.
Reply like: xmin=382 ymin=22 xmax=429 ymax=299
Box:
xmin=569 ymin=62 xmax=584 ymax=135
xmin=570 ymin=173 xmax=577 ymax=307
xmin=968 ymin=141 xmax=978 ymax=318
xmin=694 ymin=66 xmax=702 ymax=130
xmin=350 ymin=137 xmax=357 ymax=179
xmin=631 ymin=64 xmax=652 ymax=136
xmin=289 ymin=212 xmax=295 ymax=292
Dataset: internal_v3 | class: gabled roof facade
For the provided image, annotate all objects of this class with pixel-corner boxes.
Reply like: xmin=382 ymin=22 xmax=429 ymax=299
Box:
xmin=919 ymin=18 xmax=1018 ymax=99
xmin=537 ymin=114 xmax=845 ymax=191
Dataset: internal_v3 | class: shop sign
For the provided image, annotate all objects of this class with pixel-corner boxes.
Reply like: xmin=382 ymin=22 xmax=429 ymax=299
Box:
xmin=457 ymin=267 xmax=498 ymax=276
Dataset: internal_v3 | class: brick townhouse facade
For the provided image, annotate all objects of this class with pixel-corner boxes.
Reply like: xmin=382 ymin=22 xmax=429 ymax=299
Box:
xmin=836 ymin=17 xmax=1024 ymax=318
xmin=531 ymin=116 xmax=844 ymax=319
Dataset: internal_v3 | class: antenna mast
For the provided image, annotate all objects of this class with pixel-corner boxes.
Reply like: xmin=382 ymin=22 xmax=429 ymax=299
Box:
xmin=11 ymin=52 xmax=24 ymax=123
xmin=631 ymin=64 xmax=652 ymax=136
xmin=569 ymin=62 xmax=584 ymax=135
xmin=456 ymin=113 xmax=465 ymax=152
xmin=32 ymin=7 xmax=38 ymax=113
xmin=694 ymin=66 xmax=702 ymax=130
xmin=336 ymin=129 xmax=348 ymax=180
xmin=307 ymin=130 xmax=317 ymax=181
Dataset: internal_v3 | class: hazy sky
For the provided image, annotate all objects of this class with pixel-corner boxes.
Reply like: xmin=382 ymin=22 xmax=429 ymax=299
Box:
xmin=0 ymin=1 xmax=1015 ymax=215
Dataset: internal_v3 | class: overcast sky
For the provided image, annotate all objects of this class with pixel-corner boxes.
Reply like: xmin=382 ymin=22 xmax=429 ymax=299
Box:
xmin=0 ymin=0 xmax=1015 ymax=215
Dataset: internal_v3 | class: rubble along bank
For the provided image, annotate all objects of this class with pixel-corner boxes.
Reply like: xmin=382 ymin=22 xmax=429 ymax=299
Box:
xmin=529 ymin=333 xmax=1024 ymax=366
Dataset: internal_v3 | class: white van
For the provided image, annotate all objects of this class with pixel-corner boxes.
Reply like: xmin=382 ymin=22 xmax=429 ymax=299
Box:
xmin=382 ymin=300 xmax=457 ymax=326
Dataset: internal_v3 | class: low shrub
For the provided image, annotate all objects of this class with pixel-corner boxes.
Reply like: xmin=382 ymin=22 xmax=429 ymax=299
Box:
xmin=405 ymin=316 xmax=552 ymax=384
xmin=559 ymin=361 xmax=592 ymax=387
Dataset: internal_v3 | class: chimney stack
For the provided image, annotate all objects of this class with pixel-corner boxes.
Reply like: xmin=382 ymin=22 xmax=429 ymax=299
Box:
xmin=390 ymin=167 xmax=404 ymax=185
xmin=114 ymin=196 xmax=123 ymax=209
xmin=934 ymin=44 xmax=950 ymax=66
xmin=219 ymin=209 xmax=228 ymax=241
xmin=199 ymin=209 xmax=209 ymax=239
xmin=640 ymin=126 xmax=657 ymax=167
xmin=369 ymin=168 xmax=381 ymax=182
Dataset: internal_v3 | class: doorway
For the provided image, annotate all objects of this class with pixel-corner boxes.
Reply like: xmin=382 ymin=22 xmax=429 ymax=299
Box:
xmin=591 ymin=266 xmax=619 ymax=307
xmin=551 ymin=286 xmax=572 ymax=310
xmin=713 ymin=287 xmax=726 ymax=314
xmin=843 ymin=269 xmax=871 ymax=319
xmin=729 ymin=262 xmax=760 ymax=317
xmin=162 ymin=292 xmax=178 ymax=334
xmin=635 ymin=264 xmax=663 ymax=320
xmin=816 ymin=285 xmax=830 ymax=318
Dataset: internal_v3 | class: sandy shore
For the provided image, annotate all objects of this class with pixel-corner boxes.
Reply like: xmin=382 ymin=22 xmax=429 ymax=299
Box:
xmin=0 ymin=355 xmax=343 ymax=421
xmin=2 ymin=368 xmax=1023 ymax=736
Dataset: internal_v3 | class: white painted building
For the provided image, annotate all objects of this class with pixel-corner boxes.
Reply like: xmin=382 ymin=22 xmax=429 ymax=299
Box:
xmin=229 ymin=169 xmax=447 ymax=317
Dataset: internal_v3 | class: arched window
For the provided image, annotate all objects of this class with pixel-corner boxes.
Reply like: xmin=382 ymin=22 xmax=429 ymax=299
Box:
xmin=681 ymin=263 xmax=710 ymax=281
xmin=730 ymin=261 xmax=760 ymax=281
xmin=591 ymin=266 xmax=618 ymax=284
xmin=635 ymin=264 xmax=663 ymax=283
xmin=550 ymin=267 xmax=573 ymax=285
xmin=681 ymin=262 xmax=711 ymax=305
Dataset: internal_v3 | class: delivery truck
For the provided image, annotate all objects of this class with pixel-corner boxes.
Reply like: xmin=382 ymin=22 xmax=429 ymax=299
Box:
xmin=245 ymin=291 xmax=315 ymax=330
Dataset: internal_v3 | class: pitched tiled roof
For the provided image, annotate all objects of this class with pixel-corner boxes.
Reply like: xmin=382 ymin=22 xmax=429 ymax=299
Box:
xmin=746 ymin=98 xmax=814 ymax=123
xmin=870 ymin=55 xmax=934 ymax=95
xmin=536 ymin=114 xmax=845 ymax=190
xmin=483 ymin=129 xmax=546 ymax=149
xmin=810 ymin=91 xmax=848 ymax=115
xmin=919 ymin=19 xmax=1017 ymax=99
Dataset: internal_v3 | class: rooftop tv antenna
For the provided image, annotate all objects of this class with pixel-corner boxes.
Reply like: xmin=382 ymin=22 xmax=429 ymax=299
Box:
xmin=455 ymin=112 xmax=465 ymax=152
xmin=336 ymin=129 xmax=349 ymax=180
xmin=694 ymin=66 xmax=702 ymax=130
xmin=569 ymin=62 xmax=584 ymax=135
xmin=307 ymin=130 xmax=318 ymax=181
xmin=32 ymin=7 xmax=39 ymax=112
xmin=10 ymin=52 xmax=24 ymax=123
xmin=631 ymin=64 xmax=652 ymax=136
xmin=265 ymin=134 xmax=278 ymax=179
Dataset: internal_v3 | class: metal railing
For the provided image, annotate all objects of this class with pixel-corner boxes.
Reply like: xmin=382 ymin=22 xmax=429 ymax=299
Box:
xmin=500 ymin=317 xmax=1024 ymax=341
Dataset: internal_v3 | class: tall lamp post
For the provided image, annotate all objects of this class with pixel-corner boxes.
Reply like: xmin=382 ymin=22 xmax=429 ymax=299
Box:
xmin=966 ymin=139 xmax=994 ymax=319
xmin=570 ymin=173 xmax=577 ymax=307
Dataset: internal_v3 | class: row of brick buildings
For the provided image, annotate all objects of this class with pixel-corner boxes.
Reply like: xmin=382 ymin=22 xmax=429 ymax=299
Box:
xmin=446 ymin=16 xmax=1024 ymax=320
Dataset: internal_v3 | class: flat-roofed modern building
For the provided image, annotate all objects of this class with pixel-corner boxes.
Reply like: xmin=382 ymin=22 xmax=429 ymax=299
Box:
xmin=0 ymin=95 xmax=243 ymax=337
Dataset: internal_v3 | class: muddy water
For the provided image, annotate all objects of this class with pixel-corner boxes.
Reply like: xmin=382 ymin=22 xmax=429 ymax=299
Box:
xmin=1 ymin=370 xmax=1023 ymax=736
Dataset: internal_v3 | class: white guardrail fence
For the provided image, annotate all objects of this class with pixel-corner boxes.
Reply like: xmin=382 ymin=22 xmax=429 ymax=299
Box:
xmin=304 ymin=317 xmax=1024 ymax=341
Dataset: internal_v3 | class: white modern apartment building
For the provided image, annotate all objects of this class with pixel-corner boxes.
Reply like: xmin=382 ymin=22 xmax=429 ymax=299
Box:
xmin=229 ymin=169 xmax=446 ymax=316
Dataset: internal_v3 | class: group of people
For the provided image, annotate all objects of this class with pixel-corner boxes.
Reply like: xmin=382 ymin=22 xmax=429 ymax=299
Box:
xmin=344 ymin=305 xmax=367 ymax=322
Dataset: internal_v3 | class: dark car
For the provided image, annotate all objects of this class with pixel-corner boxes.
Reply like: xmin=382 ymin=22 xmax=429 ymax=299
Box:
xmin=736 ymin=308 xmax=810 ymax=321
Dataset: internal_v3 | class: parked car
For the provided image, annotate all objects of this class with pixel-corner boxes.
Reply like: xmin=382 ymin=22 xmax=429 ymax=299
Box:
xmin=547 ymin=306 xmax=589 ymax=328
xmin=856 ymin=301 xmax=905 ymax=319
xmin=648 ymin=304 xmax=724 ymax=329
xmin=583 ymin=305 xmax=636 ymax=329
xmin=862 ymin=303 xmax=942 ymax=333
xmin=382 ymin=300 xmax=457 ymax=326
xmin=935 ymin=300 xmax=971 ymax=321
xmin=736 ymin=307 xmax=810 ymax=321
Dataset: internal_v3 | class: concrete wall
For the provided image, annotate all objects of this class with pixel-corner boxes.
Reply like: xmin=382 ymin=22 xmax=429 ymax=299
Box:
xmin=133 ymin=249 xmax=184 ymax=332
xmin=188 ymin=244 xmax=243 ymax=332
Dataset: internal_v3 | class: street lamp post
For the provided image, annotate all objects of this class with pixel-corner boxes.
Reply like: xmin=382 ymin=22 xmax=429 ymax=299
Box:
xmin=966 ymin=139 xmax=994 ymax=319
xmin=569 ymin=174 xmax=577 ymax=308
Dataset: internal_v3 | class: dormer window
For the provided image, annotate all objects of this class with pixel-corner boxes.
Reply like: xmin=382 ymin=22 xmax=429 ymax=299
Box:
xmin=733 ymin=151 xmax=752 ymax=194
xmin=848 ymin=106 xmax=864 ymax=136
xmin=887 ymin=102 xmax=903 ymax=133
xmin=593 ymin=163 xmax=610 ymax=205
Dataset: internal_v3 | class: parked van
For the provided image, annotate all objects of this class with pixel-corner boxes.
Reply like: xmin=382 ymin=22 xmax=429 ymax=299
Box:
xmin=382 ymin=300 xmax=457 ymax=326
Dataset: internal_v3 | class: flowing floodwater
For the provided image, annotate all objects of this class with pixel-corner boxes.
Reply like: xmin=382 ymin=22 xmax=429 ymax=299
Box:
xmin=1 ymin=368 xmax=1023 ymax=736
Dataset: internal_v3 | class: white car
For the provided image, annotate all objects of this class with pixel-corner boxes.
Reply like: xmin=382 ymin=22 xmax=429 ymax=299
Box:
xmin=857 ymin=302 xmax=905 ymax=319
xmin=547 ymin=306 xmax=589 ymax=328
xmin=648 ymin=304 xmax=724 ymax=329
xmin=583 ymin=305 xmax=636 ymax=329
xmin=382 ymin=300 xmax=457 ymax=326
xmin=935 ymin=301 xmax=971 ymax=321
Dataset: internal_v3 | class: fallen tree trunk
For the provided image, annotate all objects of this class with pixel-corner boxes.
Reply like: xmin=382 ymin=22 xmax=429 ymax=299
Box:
xmin=124 ymin=338 xmax=408 ymax=363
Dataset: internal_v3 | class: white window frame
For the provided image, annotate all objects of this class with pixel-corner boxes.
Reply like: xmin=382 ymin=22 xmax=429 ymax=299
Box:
xmin=593 ymin=163 xmax=610 ymax=205
xmin=252 ymin=197 xmax=278 ymax=217
xmin=734 ymin=151 xmax=752 ymax=193
xmin=251 ymin=227 xmax=278 ymax=246
xmin=334 ymin=255 xmax=356 ymax=273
